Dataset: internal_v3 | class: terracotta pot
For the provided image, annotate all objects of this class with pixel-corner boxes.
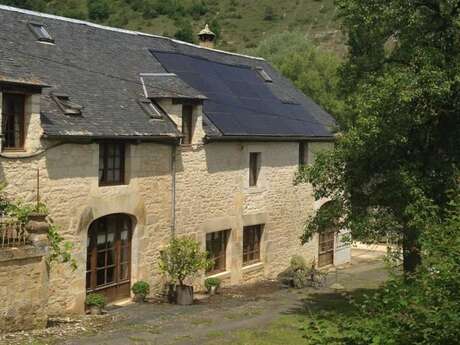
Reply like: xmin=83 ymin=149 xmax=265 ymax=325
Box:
xmin=89 ymin=305 xmax=102 ymax=315
xmin=176 ymin=285 xmax=193 ymax=305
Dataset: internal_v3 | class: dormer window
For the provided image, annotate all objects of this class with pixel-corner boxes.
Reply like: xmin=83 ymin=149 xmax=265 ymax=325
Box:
xmin=2 ymin=94 xmax=25 ymax=151
xmin=255 ymin=67 xmax=273 ymax=83
xmin=138 ymin=98 xmax=163 ymax=119
xmin=51 ymin=93 xmax=82 ymax=116
xmin=28 ymin=23 xmax=54 ymax=43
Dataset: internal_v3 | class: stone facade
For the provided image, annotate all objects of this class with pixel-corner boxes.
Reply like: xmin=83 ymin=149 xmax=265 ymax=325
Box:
xmin=0 ymin=245 xmax=49 ymax=332
xmin=0 ymin=91 xmax=346 ymax=316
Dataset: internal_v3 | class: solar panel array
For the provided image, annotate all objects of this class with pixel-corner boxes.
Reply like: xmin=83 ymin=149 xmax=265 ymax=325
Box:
xmin=151 ymin=50 xmax=329 ymax=137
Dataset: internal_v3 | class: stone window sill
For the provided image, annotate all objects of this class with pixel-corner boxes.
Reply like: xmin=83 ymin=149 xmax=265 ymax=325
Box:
xmin=206 ymin=270 xmax=231 ymax=280
xmin=241 ymin=262 xmax=264 ymax=273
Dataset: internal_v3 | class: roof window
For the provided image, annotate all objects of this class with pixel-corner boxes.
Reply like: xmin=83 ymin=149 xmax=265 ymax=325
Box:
xmin=28 ymin=23 xmax=54 ymax=43
xmin=138 ymin=98 xmax=163 ymax=119
xmin=255 ymin=67 xmax=273 ymax=83
xmin=51 ymin=93 xmax=83 ymax=116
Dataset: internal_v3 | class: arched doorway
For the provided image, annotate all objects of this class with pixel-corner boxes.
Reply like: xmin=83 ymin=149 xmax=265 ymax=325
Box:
xmin=86 ymin=214 xmax=132 ymax=303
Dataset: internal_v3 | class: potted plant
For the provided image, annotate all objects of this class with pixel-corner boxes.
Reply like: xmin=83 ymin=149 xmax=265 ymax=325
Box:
xmin=131 ymin=281 xmax=150 ymax=303
xmin=85 ymin=293 xmax=105 ymax=315
xmin=204 ymin=277 xmax=221 ymax=295
xmin=159 ymin=237 xmax=211 ymax=305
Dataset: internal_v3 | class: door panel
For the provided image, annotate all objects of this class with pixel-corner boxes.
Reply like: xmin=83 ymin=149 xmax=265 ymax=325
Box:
xmin=318 ymin=232 xmax=335 ymax=267
xmin=86 ymin=214 xmax=132 ymax=303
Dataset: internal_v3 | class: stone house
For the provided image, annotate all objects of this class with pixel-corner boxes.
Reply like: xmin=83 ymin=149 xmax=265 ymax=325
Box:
xmin=0 ymin=5 xmax=350 ymax=315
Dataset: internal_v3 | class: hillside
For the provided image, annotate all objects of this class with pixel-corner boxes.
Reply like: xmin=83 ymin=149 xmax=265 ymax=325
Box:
xmin=0 ymin=0 xmax=344 ymax=54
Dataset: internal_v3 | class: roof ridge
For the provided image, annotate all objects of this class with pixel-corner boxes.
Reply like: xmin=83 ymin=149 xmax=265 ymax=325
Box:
xmin=0 ymin=4 xmax=264 ymax=62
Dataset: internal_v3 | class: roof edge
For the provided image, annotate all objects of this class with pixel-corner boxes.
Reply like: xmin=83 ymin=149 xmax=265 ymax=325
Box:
xmin=0 ymin=5 xmax=265 ymax=62
xmin=205 ymin=135 xmax=336 ymax=143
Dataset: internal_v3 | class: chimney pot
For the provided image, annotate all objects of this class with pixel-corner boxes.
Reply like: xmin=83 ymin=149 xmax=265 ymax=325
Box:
xmin=198 ymin=24 xmax=216 ymax=49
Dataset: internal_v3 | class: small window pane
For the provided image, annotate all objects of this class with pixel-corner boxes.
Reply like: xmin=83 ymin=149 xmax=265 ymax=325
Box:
xmin=99 ymin=143 xmax=125 ymax=186
xmin=97 ymin=269 xmax=105 ymax=286
xmin=243 ymin=225 xmax=263 ymax=266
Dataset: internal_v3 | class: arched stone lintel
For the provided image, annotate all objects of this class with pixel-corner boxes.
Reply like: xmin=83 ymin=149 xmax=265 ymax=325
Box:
xmin=77 ymin=192 xmax=146 ymax=234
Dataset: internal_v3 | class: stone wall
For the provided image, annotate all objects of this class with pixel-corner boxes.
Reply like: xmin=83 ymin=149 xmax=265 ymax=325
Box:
xmin=0 ymin=245 xmax=48 ymax=332
xmin=0 ymin=141 xmax=174 ymax=315
xmin=174 ymin=141 xmax=321 ymax=285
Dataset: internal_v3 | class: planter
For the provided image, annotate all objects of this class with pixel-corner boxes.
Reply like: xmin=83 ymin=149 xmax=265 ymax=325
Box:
xmin=28 ymin=213 xmax=47 ymax=223
xmin=176 ymin=285 xmax=193 ymax=305
xmin=89 ymin=305 xmax=102 ymax=315
xmin=133 ymin=293 xmax=146 ymax=303
xmin=207 ymin=285 xmax=218 ymax=296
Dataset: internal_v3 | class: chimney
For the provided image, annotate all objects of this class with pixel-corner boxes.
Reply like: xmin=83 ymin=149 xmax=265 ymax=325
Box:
xmin=198 ymin=24 xmax=216 ymax=49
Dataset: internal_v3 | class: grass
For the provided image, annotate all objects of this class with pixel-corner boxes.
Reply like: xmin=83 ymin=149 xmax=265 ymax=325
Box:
xmin=190 ymin=318 xmax=213 ymax=326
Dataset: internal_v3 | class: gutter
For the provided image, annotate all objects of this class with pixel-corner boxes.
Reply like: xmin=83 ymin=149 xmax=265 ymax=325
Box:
xmin=204 ymin=135 xmax=336 ymax=143
xmin=43 ymin=134 xmax=180 ymax=143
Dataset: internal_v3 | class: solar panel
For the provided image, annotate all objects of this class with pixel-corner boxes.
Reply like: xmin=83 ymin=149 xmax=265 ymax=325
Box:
xmin=150 ymin=50 xmax=329 ymax=137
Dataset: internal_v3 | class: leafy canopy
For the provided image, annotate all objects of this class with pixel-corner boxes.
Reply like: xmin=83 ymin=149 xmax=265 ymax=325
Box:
xmin=298 ymin=0 xmax=460 ymax=272
xmin=159 ymin=237 xmax=211 ymax=286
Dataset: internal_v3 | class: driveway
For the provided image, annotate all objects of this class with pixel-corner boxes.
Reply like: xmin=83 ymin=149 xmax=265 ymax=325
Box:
xmin=3 ymin=249 xmax=388 ymax=345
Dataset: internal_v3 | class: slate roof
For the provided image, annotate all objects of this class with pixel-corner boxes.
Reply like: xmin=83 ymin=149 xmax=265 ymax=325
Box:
xmin=0 ymin=5 xmax=336 ymax=141
xmin=142 ymin=74 xmax=207 ymax=100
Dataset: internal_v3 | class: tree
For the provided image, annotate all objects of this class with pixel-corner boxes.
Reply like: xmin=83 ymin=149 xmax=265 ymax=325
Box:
xmin=87 ymin=0 xmax=110 ymax=21
xmin=248 ymin=32 xmax=345 ymax=123
xmin=298 ymin=0 xmax=460 ymax=273
xmin=174 ymin=19 xmax=195 ymax=43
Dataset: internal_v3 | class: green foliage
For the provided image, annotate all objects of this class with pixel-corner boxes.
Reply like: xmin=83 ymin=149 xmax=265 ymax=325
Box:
xmin=304 ymin=193 xmax=460 ymax=344
xmin=298 ymin=0 xmax=460 ymax=272
xmin=87 ymin=0 xmax=111 ymax=21
xmin=174 ymin=19 xmax=195 ymax=43
xmin=248 ymin=32 xmax=345 ymax=122
xmin=159 ymin=237 xmax=211 ymax=286
xmin=47 ymin=223 xmax=78 ymax=270
xmin=204 ymin=277 xmax=220 ymax=289
xmin=263 ymin=6 xmax=276 ymax=21
xmin=131 ymin=280 xmax=150 ymax=296
xmin=85 ymin=293 xmax=106 ymax=307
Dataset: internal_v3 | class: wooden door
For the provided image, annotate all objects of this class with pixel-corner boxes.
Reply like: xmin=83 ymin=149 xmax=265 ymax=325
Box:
xmin=86 ymin=214 xmax=132 ymax=303
xmin=318 ymin=232 xmax=335 ymax=267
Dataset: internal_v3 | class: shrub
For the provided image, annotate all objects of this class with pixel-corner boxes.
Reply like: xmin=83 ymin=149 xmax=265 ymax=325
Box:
xmin=174 ymin=20 xmax=195 ymax=43
xmin=85 ymin=293 xmax=105 ymax=308
xmin=204 ymin=277 xmax=221 ymax=289
xmin=159 ymin=237 xmax=211 ymax=286
xmin=131 ymin=281 xmax=150 ymax=296
xmin=263 ymin=6 xmax=276 ymax=21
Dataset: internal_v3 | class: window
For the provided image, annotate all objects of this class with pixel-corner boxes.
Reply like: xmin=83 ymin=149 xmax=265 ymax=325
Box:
xmin=51 ymin=93 xmax=82 ymax=116
xmin=138 ymin=98 xmax=163 ymax=119
xmin=299 ymin=142 xmax=309 ymax=166
xmin=249 ymin=152 xmax=261 ymax=187
xmin=181 ymin=105 xmax=193 ymax=145
xmin=99 ymin=142 xmax=125 ymax=186
xmin=255 ymin=67 xmax=273 ymax=83
xmin=243 ymin=225 xmax=263 ymax=266
xmin=2 ymin=93 xmax=25 ymax=150
xmin=28 ymin=23 xmax=54 ymax=43
xmin=206 ymin=230 xmax=230 ymax=275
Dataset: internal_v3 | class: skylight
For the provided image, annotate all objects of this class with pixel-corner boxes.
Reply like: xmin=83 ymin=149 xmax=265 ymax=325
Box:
xmin=28 ymin=22 xmax=54 ymax=43
xmin=51 ymin=93 xmax=82 ymax=116
xmin=255 ymin=67 xmax=273 ymax=83
xmin=138 ymin=98 xmax=163 ymax=119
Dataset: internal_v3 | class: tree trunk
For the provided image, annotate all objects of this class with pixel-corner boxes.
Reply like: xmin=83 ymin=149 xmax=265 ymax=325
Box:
xmin=402 ymin=229 xmax=421 ymax=274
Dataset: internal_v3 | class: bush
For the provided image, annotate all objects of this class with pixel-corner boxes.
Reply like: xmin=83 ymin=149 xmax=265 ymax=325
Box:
xmin=204 ymin=277 xmax=221 ymax=289
xmin=131 ymin=281 xmax=150 ymax=296
xmin=174 ymin=20 xmax=195 ymax=43
xmin=159 ymin=237 xmax=211 ymax=286
xmin=85 ymin=293 xmax=105 ymax=308
xmin=87 ymin=0 xmax=111 ymax=21
xmin=263 ymin=6 xmax=276 ymax=21
xmin=278 ymin=255 xmax=312 ymax=288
